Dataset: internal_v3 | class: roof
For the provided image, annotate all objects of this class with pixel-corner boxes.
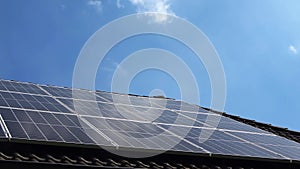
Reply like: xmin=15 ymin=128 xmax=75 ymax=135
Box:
xmin=0 ymin=79 xmax=300 ymax=169
xmin=1 ymin=141 xmax=300 ymax=169
xmin=222 ymin=113 xmax=300 ymax=144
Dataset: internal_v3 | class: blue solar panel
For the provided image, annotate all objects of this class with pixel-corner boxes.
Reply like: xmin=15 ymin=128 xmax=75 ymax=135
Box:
xmin=96 ymin=91 xmax=113 ymax=102
xmin=0 ymin=106 xmax=113 ymax=146
xmin=229 ymin=132 xmax=300 ymax=148
xmin=158 ymin=125 xmax=286 ymax=159
xmin=178 ymin=112 xmax=269 ymax=134
xmin=260 ymin=145 xmax=300 ymax=160
xmin=0 ymin=119 xmax=6 ymax=138
xmin=83 ymin=116 xmax=205 ymax=153
xmin=41 ymin=85 xmax=73 ymax=98
xmin=0 ymin=80 xmax=48 ymax=95
xmin=0 ymin=91 xmax=71 ymax=113
xmin=5 ymin=121 xmax=28 ymax=139
xmin=0 ymin=79 xmax=300 ymax=161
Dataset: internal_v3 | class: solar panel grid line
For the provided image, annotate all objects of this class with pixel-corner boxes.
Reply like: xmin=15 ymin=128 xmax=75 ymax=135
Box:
xmin=0 ymin=80 xmax=48 ymax=95
xmin=20 ymin=122 xmax=48 ymax=141
xmin=0 ymin=106 xmax=69 ymax=117
xmin=154 ymin=124 xmax=211 ymax=154
xmin=2 ymin=80 xmax=300 ymax=161
xmin=39 ymin=85 xmax=72 ymax=96
xmin=22 ymin=111 xmax=87 ymax=144
xmin=0 ymin=103 xmax=276 ymax=138
xmin=223 ymin=131 xmax=290 ymax=159
xmin=108 ymin=105 xmax=152 ymax=122
xmin=0 ymin=114 xmax=11 ymax=139
xmin=51 ymin=125 xmax=81 ymax=144
xmin=79 ymin=111 xmax=276 ymax=137
xmin=216 ymin=128 xmax=275 ymax=136
xmin=228 ymin=132 xmax=300 ymax=148
xmin=9 ymin=92 xmax=39 ymax=110
xmin=0 ymin=106 xmax=88 ymax=144
xmin=158 ymin=125 xmax=287 ymax=159
xmin=4 ymin=109 xmax=46 ymax=141
xmin=83 ymin=117 xmax=203 ymax=152
xmin=1 ymin=107 xmax=78 ymax=127
xmin=175 ymin=110 xmax=272 ymax=135
xmin=0 ymin=94 xmax=10 ymax=107
xmin=13 ymin=121 xmax=30 ymax=139
xmin=0 ymin=90 xmax=49 ymax=99
xmin=79 ymin=116 xmax=118 ymax=147
xmin=57 ymin=97 xmax=216 ymax=120
xmin=0 ymin=80 xmax=214 ymax=115
xmin=37 ymin=85 xmax=75 ymax=113
xmin=0 ymin=91 xmax=72 ymax=113
xmin=261 ymin=145 xmax=300 ymax=160
xmin=80 ymin=114 xmax=155 ymax=124
xmin=40 ymin=91 xmax=209 ymax=117
xmin=44 ymin=89 xmax=205 ymax=114
xmin=152 ymin=120 xmax=271 ymax=136
xmin=37 ymin=123 xmax=65 ymax=142
xmin=40 ymin=84 xmax=102 ymax=101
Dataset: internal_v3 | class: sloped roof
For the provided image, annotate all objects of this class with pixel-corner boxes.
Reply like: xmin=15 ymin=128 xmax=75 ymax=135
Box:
xmin=222 ymin=112 xmax=300 ymax=144
xmin=0 ymin=79 xmax=300 ymax=169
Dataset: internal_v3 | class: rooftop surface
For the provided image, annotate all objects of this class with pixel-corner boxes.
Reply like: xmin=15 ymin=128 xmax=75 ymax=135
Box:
xmin=0 ymin=79 xmax=300 ymax=169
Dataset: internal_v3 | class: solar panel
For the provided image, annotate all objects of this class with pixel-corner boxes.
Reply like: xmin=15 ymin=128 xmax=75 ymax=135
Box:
xmin=260 ymin=145 xmax=300 ymax=160
xmin=0 ymin=106 xmax=112 ymax=146
xmin=229 ymin=131 xmax=300 ymax=149
xmin=158 ymin=125 xmax=286 ymax=159
xmin=96 ymin=91 xmax=113 ymax=102
xmin=0 ymin=80 xmax=48 ymax=95
xmin=179 ymin=111 xmax=269 ymax=134
xmin=41 ymin=85 xmax=73 ymax=98
xmin=83 ymin=116 xmax=205 ymax=153
xmin=0 ymin=79 xmax=300 ymax=161
xmin=0 ymin=91 xmax=71 ymax=113
xmin=0 ymin=115 xmax=7 ymax=138
xmin=41 ymin=85 xmax=100 ymax=101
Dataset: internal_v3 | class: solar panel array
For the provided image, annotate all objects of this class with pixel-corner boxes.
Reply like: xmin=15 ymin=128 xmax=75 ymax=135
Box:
xmin=0 ymin=79 xmax=300 ymax=160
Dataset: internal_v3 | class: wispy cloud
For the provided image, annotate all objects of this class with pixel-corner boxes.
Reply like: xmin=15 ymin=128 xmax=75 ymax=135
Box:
xmin=129 ymin=0 xmax=175 ymax=23
xmin=289 ymin=45 xmax=298 ymax=54
xmin=87 ymin=0 xmax=102 ymax=13
xmin=116 ymin=0 xmax=124 ymax=9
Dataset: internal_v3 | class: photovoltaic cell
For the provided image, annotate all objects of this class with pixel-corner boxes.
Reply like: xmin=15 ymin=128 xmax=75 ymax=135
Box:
xmin=83 ymin=116 xmax=204 ymax=153
xmin=41 ymin=85 xmax=100 ymax=101
xmin=0 ymin=80 xmax=300 ymax=161
xmin=0 ymin=106 xmax=112 ymax=146
xmin=0 ymin=91 xmax=71 ymax=113
xmin=5 ymin=121 xmax=28 ymax=139
xmin=96 ymin=91 xmax=113 ymax=102
xmin=158 ymin=124 xmax=284 ymax=159
xmin=58 ymin=98 xmax=123 ymax=118
xmin=37 ymin=123 xmax=64 ymax=142
xmin=0 ymin=122 xmax=6 ymax=138
xmin=178 ymin=112 xmax=269 ymax=134
xmin=260 ymin=145 xmax=300 ymax=160
xmin=229 ymin=132 xmax=300 ymax=148
xmin=0 ymin=80 xmax=48 ymax=95
xmin=40 ymin=85 xmax=72 ymax=98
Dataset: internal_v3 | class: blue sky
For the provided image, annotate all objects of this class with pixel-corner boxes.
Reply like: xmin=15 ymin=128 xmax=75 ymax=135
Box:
xmin=1 ymin=0 xmax=300 ymax=131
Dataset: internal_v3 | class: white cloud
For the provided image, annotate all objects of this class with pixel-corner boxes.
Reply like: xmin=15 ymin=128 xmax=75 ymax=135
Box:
xmin=116 ymin=0 xmax=124 ymax=8
xmin=129 ymin=0 xmax=175 ymax=23
xmin=289 ymin=45 xmax=298 ymax=54
xmin=88 ymin=0 xmax=102 ymax=13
